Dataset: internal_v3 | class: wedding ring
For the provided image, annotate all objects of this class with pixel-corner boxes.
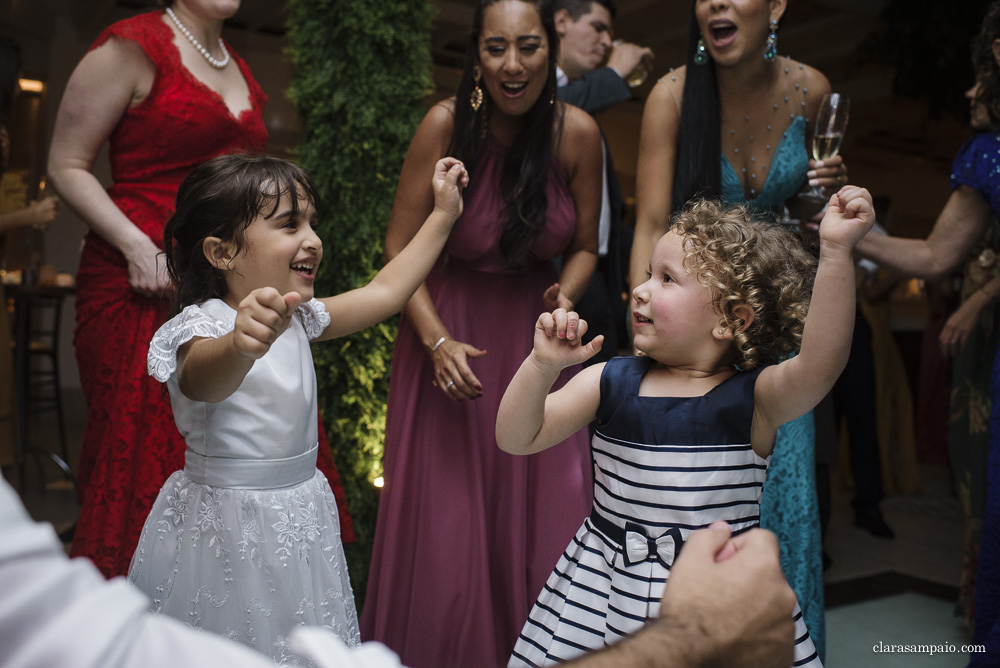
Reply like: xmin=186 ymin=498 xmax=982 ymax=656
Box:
xmin=446 ymin=381 xmax=455 ymax=389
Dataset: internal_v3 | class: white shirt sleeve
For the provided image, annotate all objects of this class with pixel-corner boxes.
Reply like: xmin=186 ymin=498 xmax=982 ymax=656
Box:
xmin=0 ymin=476 xmax=402 ymax=668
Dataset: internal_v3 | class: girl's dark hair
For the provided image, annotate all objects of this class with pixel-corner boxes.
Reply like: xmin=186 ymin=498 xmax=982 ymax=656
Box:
xmin=674 ymin=4 xmax=721 ymax=208
xmin=0 ymin=35 xmax=22 ymax=126
xmin=973 ymin=1 xmax=1000 ymax=127
xmin=448 ymin=0 xmax=564 ymax=269
xmin=163 ymin=153 xmax=319 ymax=314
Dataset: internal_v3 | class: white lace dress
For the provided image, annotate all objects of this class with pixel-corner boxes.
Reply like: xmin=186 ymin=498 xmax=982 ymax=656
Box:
xmin=129 ymin=298 xmax=360 ymax=664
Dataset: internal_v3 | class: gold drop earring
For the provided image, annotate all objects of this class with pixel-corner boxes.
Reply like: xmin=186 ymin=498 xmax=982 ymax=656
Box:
xmin=470 ymin=65 xmax=484 ymax=112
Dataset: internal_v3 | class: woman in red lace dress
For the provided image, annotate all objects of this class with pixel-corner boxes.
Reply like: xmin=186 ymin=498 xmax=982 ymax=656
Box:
xmin=48 ymin=0 xmax=352 ymax=578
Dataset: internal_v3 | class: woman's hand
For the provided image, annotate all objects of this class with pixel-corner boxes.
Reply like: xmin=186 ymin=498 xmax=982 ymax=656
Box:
xmin=543 ymin=282 xmax=573 ymax=312
xmin=807 ymin=155 xmax=848 ymax=194
xmin=940 ymin=289 xmax=990 ymax=358
xmin=431 ymin=338 xmax=486 ymax=400
xmin=123 ymin=234 xmax=171 ymax=297
xmin=25 ymin=197 xmax=60 ymax=229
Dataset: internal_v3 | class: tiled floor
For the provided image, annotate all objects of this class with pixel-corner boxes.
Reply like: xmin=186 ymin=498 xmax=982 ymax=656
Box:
xmin=5 ymin=390 xmax=974 ymax=666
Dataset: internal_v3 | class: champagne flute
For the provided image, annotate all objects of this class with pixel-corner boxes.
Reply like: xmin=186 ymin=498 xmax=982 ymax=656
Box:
xmin=804 ymin=93 xmax=849 ymax=202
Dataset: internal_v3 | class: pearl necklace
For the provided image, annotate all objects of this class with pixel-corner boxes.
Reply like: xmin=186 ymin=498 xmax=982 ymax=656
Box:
xmin=165 ymin=7 xmax=230 ymax=69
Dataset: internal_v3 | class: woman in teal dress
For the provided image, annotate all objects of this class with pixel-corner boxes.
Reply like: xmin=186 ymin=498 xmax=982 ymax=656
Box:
xmin=629 ymin=1 xmax=849 ymax=659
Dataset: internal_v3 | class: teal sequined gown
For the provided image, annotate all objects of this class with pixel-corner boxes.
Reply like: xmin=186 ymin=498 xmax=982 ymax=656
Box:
xmin=717 ymin=114 xmax=826 ymax=658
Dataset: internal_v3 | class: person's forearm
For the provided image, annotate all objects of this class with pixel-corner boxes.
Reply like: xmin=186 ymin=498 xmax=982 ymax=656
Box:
xmin=567 ymin=624 xmax=704 ymax=668
xmin=176 ymin=334 xmax=255 ymax=403
xmin=49 ymin=166 xmax=150 ymax=255
xmin=854 ymin=232 xmax=955 ymax=281
xmin=0 ymin=208 xmax=38 ymax=233
xmin=558 ymin=249 xmax=598 ymax=306
xmin=496 ymin=352 xmax=562 ymax=454
xmin=321 ymin=207 xmax=458 ymax=341
xmin=363 ymin=209 xmax=456 ymax=325
xmin=798 ymin=241 xmax=857 ymax=388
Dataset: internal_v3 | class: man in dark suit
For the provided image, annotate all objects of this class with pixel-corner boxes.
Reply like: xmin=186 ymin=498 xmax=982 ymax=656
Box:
xmin=554 ymin=0 xmax=652 ymax=362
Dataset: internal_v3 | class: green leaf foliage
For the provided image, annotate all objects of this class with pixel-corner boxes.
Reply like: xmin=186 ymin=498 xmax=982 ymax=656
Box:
xmin=285 ymin=0 xmax=433 ymax=607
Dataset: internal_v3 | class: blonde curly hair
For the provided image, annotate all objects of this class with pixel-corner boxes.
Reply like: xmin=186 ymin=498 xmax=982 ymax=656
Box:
xmin=670 ymin=199 xmax=817 ymax=370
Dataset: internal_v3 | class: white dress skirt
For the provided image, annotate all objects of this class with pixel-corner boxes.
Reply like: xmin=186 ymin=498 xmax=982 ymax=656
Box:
xmin=129 ymin=298 xmax=360 ymax=664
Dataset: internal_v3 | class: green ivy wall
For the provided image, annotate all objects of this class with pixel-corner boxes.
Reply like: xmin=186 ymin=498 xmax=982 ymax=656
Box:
xmin=285 ymin=0 xmax=433 ymax=605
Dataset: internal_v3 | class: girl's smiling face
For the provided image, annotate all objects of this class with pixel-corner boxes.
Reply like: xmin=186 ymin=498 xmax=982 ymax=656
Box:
xmin=221 ymin=187 xmax=322 ymax=307
xmin=477 ymin=0 xmax=550 ymax=120
xmin=631 ymin=230 xmax=723 ymax=362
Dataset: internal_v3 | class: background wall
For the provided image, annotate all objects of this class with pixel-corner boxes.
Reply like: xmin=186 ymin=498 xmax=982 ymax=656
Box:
xmin=0 ymin=0 xmax=990 ymax=393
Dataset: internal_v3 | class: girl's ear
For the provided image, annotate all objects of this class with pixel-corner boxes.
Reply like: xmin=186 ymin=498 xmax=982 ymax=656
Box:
xmin=714 ymin=305 xmax=755 ymax=340
xmin=733 ymin=305 xmax=755 ymax=334
xmin=202 ymin=236 xmax=235 ymax=270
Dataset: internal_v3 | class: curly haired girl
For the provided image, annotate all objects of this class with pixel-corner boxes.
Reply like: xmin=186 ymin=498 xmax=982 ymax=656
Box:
xmin=498 ymin=187 xmax=875 ymax=668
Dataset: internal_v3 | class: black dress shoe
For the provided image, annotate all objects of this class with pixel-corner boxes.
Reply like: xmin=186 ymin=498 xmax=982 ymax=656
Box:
xmin=855 ymin=507 xmax=895 ymax=539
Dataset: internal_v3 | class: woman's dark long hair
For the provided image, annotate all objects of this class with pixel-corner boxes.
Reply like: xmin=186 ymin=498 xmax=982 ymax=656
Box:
xmin=163 ymin=153 xmax=320 ymax=315
xmin=448 ymin=0 xmax=563 ymax=269
xmin=674 ymin=4 xmax=722 ymax=208
xmin=973 ymin=1 xmax=1000 ymax=127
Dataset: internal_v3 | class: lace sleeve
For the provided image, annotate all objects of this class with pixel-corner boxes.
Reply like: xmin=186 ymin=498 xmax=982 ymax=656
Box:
xmin=147 ymin=304 xmax=230 ymax=382
xmin=298 ymin=299 xmax=332 ymax=341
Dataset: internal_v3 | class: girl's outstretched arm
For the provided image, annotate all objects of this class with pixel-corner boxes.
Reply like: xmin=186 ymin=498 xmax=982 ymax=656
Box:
xmin=752 ymin=186 xmax=875 ymax=455
xmin=177 ymin=289 xmax=302 ymax=403
xmin=496 ymin=309 xmax=604 ymax=455
xmin=314 ymin=158 xmax=468 ymax=341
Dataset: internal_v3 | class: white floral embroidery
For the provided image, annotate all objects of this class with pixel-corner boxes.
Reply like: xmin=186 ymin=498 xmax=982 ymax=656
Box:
xmin=272 ymin=502 xmax=322 ymax=566
xmin=129 ymin=470 xmax=361 ymax=664
xmin=238 ymin=498 xmax=264 ymax=567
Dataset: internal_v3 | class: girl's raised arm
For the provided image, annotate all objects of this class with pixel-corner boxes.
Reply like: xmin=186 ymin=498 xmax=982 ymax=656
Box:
xmin=315 ymin=151 xmax=467 ymax=341
xmin=177 ymin=289 xmax=302 ymax=403
xmin=497 ymin=310 xmax=604 ymax=455
xmin=752 ymin=187 xmax=875 ymax=455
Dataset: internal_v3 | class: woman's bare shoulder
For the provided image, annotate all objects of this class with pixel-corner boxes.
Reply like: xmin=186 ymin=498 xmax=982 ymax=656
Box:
xmin=648 ymin=66 xmax=685 ymax=110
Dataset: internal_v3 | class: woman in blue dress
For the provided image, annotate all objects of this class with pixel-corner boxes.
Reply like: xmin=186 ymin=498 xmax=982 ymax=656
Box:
xmin=627 ymin=0 xmax=848 ymax=657
xmin=856 ymin=4 xmax=1000 ymax=662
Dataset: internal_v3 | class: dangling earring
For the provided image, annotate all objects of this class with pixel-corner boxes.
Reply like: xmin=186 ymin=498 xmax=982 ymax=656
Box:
xmin=694 ymin=36 xmax=708 ymax=65
xmin=763 ymin=19 xmax=778 ymax=61
xmin=470 ymin=65 xmax=484 ymax=112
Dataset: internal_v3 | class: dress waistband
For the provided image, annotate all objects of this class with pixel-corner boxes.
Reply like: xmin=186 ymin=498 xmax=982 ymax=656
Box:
xmin=588 ymin=509 xmax=759 ymax=568
xmin=184 ymin=444 xmax=319 ymax=489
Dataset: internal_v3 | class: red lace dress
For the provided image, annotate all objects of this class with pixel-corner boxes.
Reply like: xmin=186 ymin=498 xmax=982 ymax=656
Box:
xmin=71 ymin=11 xmax=353 ymax=579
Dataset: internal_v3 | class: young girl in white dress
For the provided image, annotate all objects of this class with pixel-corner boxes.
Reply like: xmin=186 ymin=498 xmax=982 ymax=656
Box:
xmin=498 ymin=187 xmax=876 ymax=668
xmin=129 ymin=153 xmax=468 ymax=664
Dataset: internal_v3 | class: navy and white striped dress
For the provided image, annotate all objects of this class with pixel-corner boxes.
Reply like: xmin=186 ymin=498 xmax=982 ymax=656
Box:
xmin=509 ymin=356 xmax=821 ymax=667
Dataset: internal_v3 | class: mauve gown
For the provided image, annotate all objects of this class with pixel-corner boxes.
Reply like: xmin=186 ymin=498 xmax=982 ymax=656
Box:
xmin=361 ymin=138 xmax=593 ymax=668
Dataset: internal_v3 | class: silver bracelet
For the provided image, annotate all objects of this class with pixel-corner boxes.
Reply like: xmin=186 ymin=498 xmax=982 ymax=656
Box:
xmin=431 ymin=336 xmax=447 ymax=352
